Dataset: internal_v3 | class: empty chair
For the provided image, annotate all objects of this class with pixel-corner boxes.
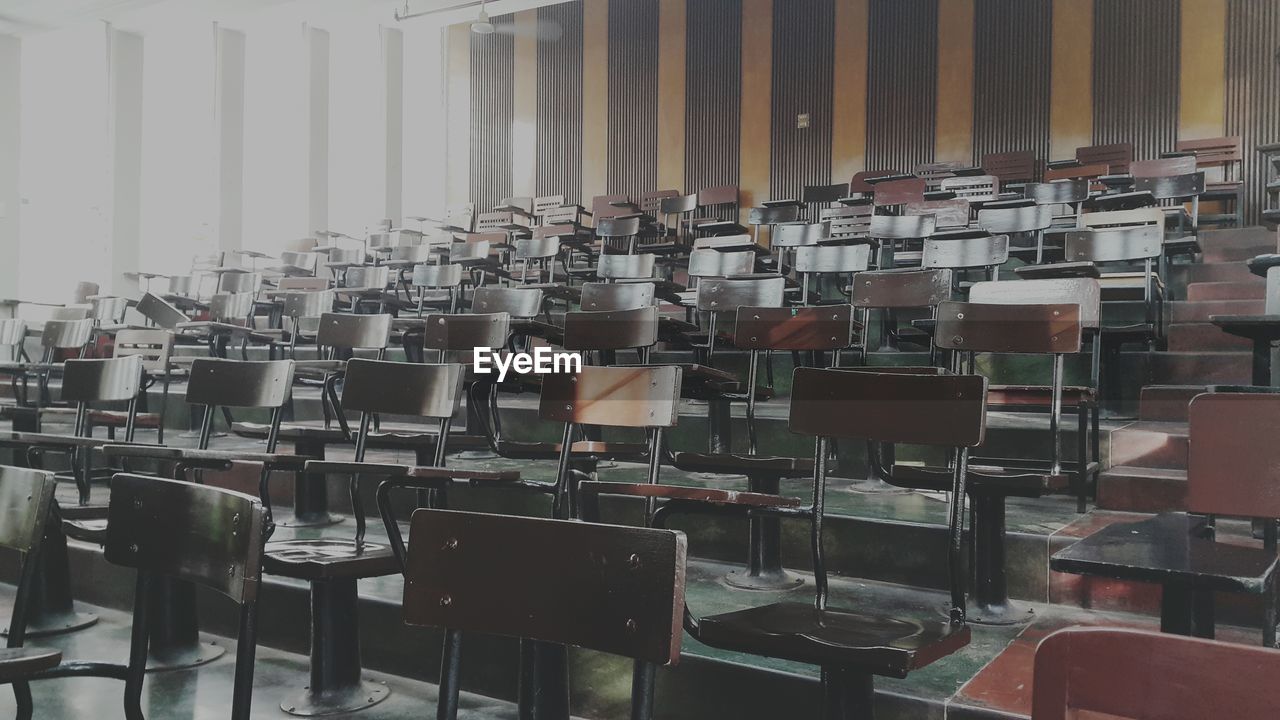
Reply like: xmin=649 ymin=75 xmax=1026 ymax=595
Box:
xmin=905 ymin=198 xmax=971 ymax=229
xmin=978 ymin=202 xmax=1054 ymax=263
xmin=870 ymin=176 xmax=926 ymax=209
xmin=851 ymin=267 xmax=952 ymax=358
xmin=914 ymin=161 xmax=967 ymax=192
xmin=579 ymin=281 xmax=657 ymax=311
xmin=821 ymin=203 xmax=873 ymax=243
xmin=981 ymin=150 xmax=1040 ymax=186
xmin=941 ymin=174 xmax=1001 ymax=204
xmin=562 ymin=305 xmax=659 ymax=364
xmin=694 ymin=274 xmax=787 ymax=359
xmin=869 ymin=213 xmax=937 ymax=269
xmin=513 ymin=236 xmax=562 ymax=283
xmin=266 ymin=250 xmax=320 ymax=277
xmin=1133 ymin=172 xmax=1206 ymax=235
xmin=410 ymin=262 xmax=465 ymax=315
xmin=659 ymin=192 xmax=698 ymax=239
xmin=275 ymin=289 xmax=336 ymax=355
xmin=1176 ymin=135 xmax=1244 ymax=227
xmin=793 ymin=244 xmax=871 ymax=304
xmin=747 ymin=205 xmax=801 ymax=248
xmin=921 ymin=229 xmax=1010 ymax=282
xmin=1024 ymin=179 xmax=1089 ymax=227
xmin=597 ymin=252 xmax=657 ymax=283
xmin=1075 ymin=142 xmax=1133 ymax=175
xmin=802 ymin=182 xmax=850 ymax=220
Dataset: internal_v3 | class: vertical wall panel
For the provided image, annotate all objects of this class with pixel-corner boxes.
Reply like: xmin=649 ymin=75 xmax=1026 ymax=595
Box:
xmin=657 ymin=0 xmax=687 ymax=192
xmin=738 ymin=0 xmax=772 ymax=215
xmin=685 ymin=0 xmax=742 ymax=196
xmin=832 ymin=0 xmax=869 ymax=183
xmin=935 ymin=0 xmax=974 ymax=162
xmin=1225 ymin=0 xmax=1280 ymax=224
xmin=1092 ymin=0 xmax=1180 ymax=161
xmin=973 ymin=0 xmax=1052 ymax=165
xmin=1049 ymin=0 xmax=1093 ymax=159
xmin=470 ymin=14 xmax=515 ymax=212
xmin=607 ymin=0 xmax=660 ymax=201
xmin=536 ymin=2 xmax=585 ymax=201
xmin=866 ymin=0 xmax=937 ymax=172
xmin=769 ymin=0 xmax=835 ymax=202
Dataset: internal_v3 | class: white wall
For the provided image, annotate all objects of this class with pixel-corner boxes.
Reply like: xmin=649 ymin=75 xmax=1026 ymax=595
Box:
xmin=0 ymin=35 xmax=20 ymax=301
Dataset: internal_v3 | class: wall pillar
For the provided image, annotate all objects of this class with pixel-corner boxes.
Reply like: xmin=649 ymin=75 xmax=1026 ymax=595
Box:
xmin=304 ymin=25 xmax=329 ymax=236
xmin=108 ymin=27 xmax=144 ymax=296
xmin=382 ymin=26 xmax=405 ymax=222
xmin=215 ymin=25 xmax=245 ymax=255
xmin=1049 ymin=0 xmax=1093 ymax=159
xmin=0 ymin=34 xmax=20 ymax=301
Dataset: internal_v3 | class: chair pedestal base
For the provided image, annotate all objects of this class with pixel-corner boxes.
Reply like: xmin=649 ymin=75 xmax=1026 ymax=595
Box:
xmin=145 ymin=577 xmax=226 ymax=671
xmin=518 ymin=640 xmax=570 ymax=720
xmin=1160 ymin=584 xmax=1216 ymax=639
xmin=280 ymin=578 xmax=390 ymax=716
xmin=2 ymin=523 xmax=97 ymax=638
xmin=724 ymin=474 xmax=804 ymax=592
xmin=822 ymin=667 xmax=875 ymax=720
xmin=277 ymin=439 xmax=343 ymax=528
xmin=969 ymin=492 xmax=1034 ymax=627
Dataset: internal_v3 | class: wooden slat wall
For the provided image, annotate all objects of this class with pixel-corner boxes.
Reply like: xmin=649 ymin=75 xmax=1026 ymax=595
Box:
xmin=470 ymin=14 xmax=515 ymax=212
xmin=606 ymin=0 xmax=660 ymax=201
xmin=768 ymin=0 xmax=835 ymax=203
xmin=972 ymin=0 xmax=1052 ymax=165
xmin=536 ymin=2 xmax=585 ymax=201
xmin=1226 ymin=0 xmax=1280 ymax=225
xmin=684 ymin=0 xmax=742 ymax=197
xmin=1092 ymin=0 xmax=1181 ymax=162
xmin=865 ymin=0 xmax=938 ymax=173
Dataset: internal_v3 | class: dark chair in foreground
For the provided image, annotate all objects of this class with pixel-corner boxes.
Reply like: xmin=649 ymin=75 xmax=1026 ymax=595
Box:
xmin=1 ymin=470 xmax=269 ymax=720
xmin=1052 ymin=392 xmax=1280 ymax=646
xmin=397 ymin=509 xmax=687 ymax=720
xmin=584 ymin=369 xmax=987 ymax=719
xmin=1031 ymin=627 xmax=1280 ymax=719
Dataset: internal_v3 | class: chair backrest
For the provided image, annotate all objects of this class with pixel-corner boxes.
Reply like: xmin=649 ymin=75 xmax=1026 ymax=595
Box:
xmin=981 ymin=150 xmax=1039 ymax=184
xmin=851 ymin=268 xmax=953 ymax=309
xmin=208 ymin=292 xmax=254 ymax=323
xmin=0 ymin=465 xmax=57 ymax=554
xmin=516 ymin=236 xmax=561 ymax=261
xmin=747 ymin=205 xmax=800 ymax=226
xmin=905 ymin=198 xmax=971 ymax=229
xmin=167 ymin=275 xmax=196 ymax=297
xmin=692 ymin=235 xmax=756 ymax=251
xmin=849 ymin=169 xmax=902 ymax=194
xmin=1130 ymin=156 xmax=1198 ymax=178
xmin=104 ymin=474 xmax=268 ymax=604
xmin=216 ymin=271 xmax=262 ymax=295
xmin=533 ymin=195 xmax=565 ymax=216
xmin=597 ymin=216 xmax=641 ymax=238
xmin=40 ymin=318 xmax=94 ymax=350
xmin=113 ymin=329 xmax=174 ymax=374
xmin=1080 ymin=206 xmax=1164 ymax=229
xmin=388 ymin=244 xmax=433 ymax=265
xmin=1075 ymin=142 xmax=1133 ymax=173
xmin=340 ymin=359 xmax=464 ymax=419
xmin=969 ymin=278 xmax=1101 ymax=329
xmin=790 ymin=368 xmax=987 ymax=446
xmin=186 ymin=358 xmax=295 ymax=409
xmin=735 ymin=306 xmax=855 ymax=351
xmin=580 ymin=282 xmax=656 ymax=311
xmin=935 ymin=301 xmax=1082 ymax=355
xmin=315 ymin=313 xmax=392 ymax=351
xmin=1187 ymin=392 xmax=1280 ymax=520
xmin=422 ymin=312 xmax=511 ymax=353
xmin=276 ymin=277 xmax=330 ymax=291
xmin=61 ymin=355 xmax=144 ymax=403
xmin=695 ymin=275 xmax=786 ymax=313
xmin=136 ymin=293 xmax=188 ymax=329
xmin=641 ymin=189 xmax=680 ymax=217
xmin=870 ymin=213 xmax=937 ymax=240
xmin=476 ymin=211 xmax=524 ymax=233
xmin=803 ymin=183 xmax=849 ymax=204
xmin=540 ymin=365 xmax=682 ymax=428
xmin=1031 ymin=627 xmax=1280 ymax=720
xmin=50 ymin=306 xmax=90 ymax=321
xmin=686 ymin=248 xmax=755 ymax=279
xmin=412 ymin=263 xmax=465 ymax=289
xmin=591 ymin=194 xmax=634 ymax=220
xmin=1175 ymin=136 xmax=1243 ymax=173
xmin=278 ymin=251 xmax=320 ymax=274
xmin=922 ymin=230 xmax=1010 ymax=270
xmin=977 ymin=203 xmax=1053 ymax=234
xmin=697 ymin=185 xmax=738 ymax=209
xmin=914 ymin=161 xmax=965 ymax=191
xmin=597 ymin=253 xmax=656 ymax=281
xmin=562 ymin=306 xmax=659 ymax=352
xmin=402 ymin=509 xmax=686 ymax=666
xmin=324 ymin=248 xmax=366 ymax=267
xmin=344 ymin=265 xmax=390 ymax=290
xmin=941 ymin=174 xmax=1000 ymax=203
xmin=278 ymin=289 xmax=335 ymax=321
xmin=1065 ymin=225 xmax=1163 ymax=263
xmin=472 ymin=286 xmax=543 ymax=319
xmin=771 ymin=222 xmax=826 ymax=248
xmin=90 ymin=296 xmax=130 ymax=325
xmin=1024 ymin=179 xmax=1089 ymax=205
xmin=1132 ymin=172 xmax=1205 ymax=201
xmin=871 ymin=177 xmax=926 ymax=207
xmin=792 ymin=244 xmax=871 ymax=275
xmin=448 ymin=239 xmax=491 ymax=264
xmin=1045 ymin=161 xmax=1110 ymax=183
xmin=0 ymin=318 xmax=26 ymax=346
xmin=821 ymin=203 xmax=873 ymax=241
xmin=541 ymin=207 xmax=583 ymax=227
xmin=660 ymin=193 xmax=698 ymax=215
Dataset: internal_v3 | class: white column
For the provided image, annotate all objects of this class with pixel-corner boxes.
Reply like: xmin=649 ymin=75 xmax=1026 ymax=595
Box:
xmin=304 ymin=25 xmax=330 ymax=237
xmin=0 ymin=34 xmax=20 ymax=301
xmin=382 ymin=27 xmax=404 ymax=225
xmin=215 ymin=25 xmax=246 ymax=255
xmin=108 ymin=27 xmax=144 ymax=296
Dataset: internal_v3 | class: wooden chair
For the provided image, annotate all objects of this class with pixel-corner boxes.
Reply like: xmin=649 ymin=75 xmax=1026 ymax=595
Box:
xmin=584 ymin=369 xmax=986 ymax=719
xmin=870 ymin=177 xmax=926 ymax=210
xmin=513 ymin=236 xmax=562 ymax=283
xmin=851 ymin=267 xmax=953 ymax=358
xmin=1024 ymin=179 xmax=1089 ymax=228
xmin=869 ymin=213 xmax=936 ymax=269
xmin=1176 ymin=135 xmax=1244 ymax=227
xmin=410 ymin=263 xmax=466 ymax=315
xmin=597 ymin=215 xmax=643 ymax=255
xmin=1076 ymin=142 xmax=1133 ymax=174
xmin=941 ymin=174 xmax=1001 ymax=204
xmin=913 ymin=161 xmax=967 ymax=192
xmin=849 ymin=169 xmax=906 ymax=195
xmin=978 ymin=201 xmax=1054 ymax=264
xmin=1 ymin=470 xmax=271 ymax=720
xmin=981 ymin=150 xmax=1040 ymax=186
xmin=0 ymin=319 xmax=96 ymax=428
xmin=597 ymin=252 xmax=657 ymax=283
xmin=393 ymin=508 xmax=686 ymax=720
xmin=1053 ymin=392 xmax=1280 ymax=645
xmin=905 ymin=198 xmax=971 ymax=230
xmin=921 ymin=229 xmax=1010 ymax=284
xmin=793 ymin=244 xmax=871 ymax=305
xmin=821 ymin=203 xmax=873 ymax=243
xmin=802 ymin=183 xmax=850 ymax=220
xmin=747 ymin=205 xmax=801 ymax=250
xmin=1031 ymin=627 xmax=1280 ymax=719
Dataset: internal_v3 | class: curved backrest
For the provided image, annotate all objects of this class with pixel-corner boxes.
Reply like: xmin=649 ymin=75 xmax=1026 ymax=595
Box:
xmin=793 ymin=244 xmax=871 ymax=274
xmin=580 ymin=282 xmax=656 ymax=311
xmin=449 ymin=240 xmax=491 ymax=263
xmin=562 ymin=306 xmax=659 ymax=351
xmin=472 ymin=286 xmax=543 ymax=319
xmin=104 ymin=474 xmax=268 ymax=604
xmin=772 ymin=223 xmax=827 ymax=248
xmin=1132 ymin=172 xmax=1204 ymax=200
xmin=871 ymin=177 xmax=927 ymax=206
xmin=641 ymin=189 xmax=680 ymax=217
xmin=851 ymin=268 xmax=953 ymax=309
xmin=540 ymin=364 xmax=682 ymax=428
xmin=422 ymin=312 xmax=511 ymax=352
xmin=870 ymin=213 xmax=936 ymax=239
xmin=735 ymin=305 xmax=856 ymax=351
xmin=790 ymin=368 xmax=988 ymax=446
xmin=217 ymin=272 xmax=262 ymax=295
xmin=279 ymin=290 xmax=335 ymax=320
xmin=1080 ymin=206 xmax=1164 ymax=229
xmin=747 ymin=205 xmax=800 ymax=226
xmin=922 ymin=231 xmax=1010 ymax=270
xmin=598 ymin=253 xmax=656 ymax=280
xmin=981 ymin=150 xmax=1038 ymax=184
xmin=698 ymin=185 xmax=739 ymax=208
xmin=686 ymin=248 xmax=755 ymax=279
xmin=90 ymin=296 xmax=130 ymax=324
xmin=136 ymin=293 xmax=188 ymax=329
xmin=50 ymin=306 xmax=91 ymax=321
xmin=0 ymin=319 xmax=27 ymax=347
xmin=325 ymin=248 xmax=366 ymax=267
xmin=696 ymin=275 xmax=786 ymax=313
xmin=0 ymin=466 xmax=57 ymax=554
xmin=1187 ymin=392 xmax=1280 ymax=519
xmin=1031 ymin=627 xmax=1280 ymax=720
xmin=978 ymin=203 xmax=1053 ymax=234
xmin=660 ymin=193 xmax=698 ymax=214
xmin=905 ymin=198 xmax=971 ymax=229
xmin=41 ymin=318 xmax=94 ymax=349
xmin=113 ymin=329 xmax=175 ymax=373
xmin=340 ymin=359 xmax=464 ymax=418
xmin=344 ymin=265 xmax=390 ymax=290
xmin=1065 ymin=225 xmax=1162 ymax=263
xmin=1076 ymin=142 xmax=1133 ymax=173
xmin=412 ymin=263 xmax=465 ymax=289
xmin=388 ymin=244 xmax=433 ymax=265
xmin=275 ymin=277 xmax=330 ymax=292
xmin=969 ymin=278 xmax=1101 ymax=329
xmin=279 ymin=250 xmax=319 ymax=273
xmin=167 ymin=275 xmax=196 ymax=297
xmin=208 ymin=292 xmax=254 ymax=322
xmin=693 ymin=235 xmax=756 ymax=251
xmin=186 ymin=358 xmax=295 ymax=409
xmin=534 ymin=195 xmax=566 ymax=215
xmin=935 ymin=301 xmax=1082 ymax=354
xmin=368 ymin=232 xmax=395 ymax=251
xmin=850 ymin=169 xmax=904 ymax=193
xmin=315 ymin=313 xmax=392 ymax=350
xmin=1024 ymin=179 xmax=1089 ymax=205
xmin=62 ymin=355 xmax=144 ymax=403
xmin=516 ymin=237 xmax=561 ymax=260
xmin=596 ymin=216 xmax=641 ymax=238
xmin=1131 ymin=155 xmax=1197 ymax=178
xmin=402 ymin=509 xmax=686 ymax=666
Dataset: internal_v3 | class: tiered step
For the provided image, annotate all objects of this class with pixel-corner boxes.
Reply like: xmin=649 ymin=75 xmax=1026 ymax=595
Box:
xmin=1096 ymin=385 xmax=1195 ymax=513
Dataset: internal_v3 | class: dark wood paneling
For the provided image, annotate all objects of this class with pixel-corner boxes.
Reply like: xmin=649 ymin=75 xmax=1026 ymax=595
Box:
xmin=1226 ymin=0 xmax=1280 ymax=225
xmin=973 ymin=0 xmax=1052 ymax=165
xmin=470 ymin=14 xmax=515 ymax=212
xmin=536 ymin=2 xmax=585 ymax=202
xmin=769 ymin=0 xmax=835 ymax=202
xmin=606 ymin=0 xmax=660 ymax=201
xmin=1092 ymin=0 xmax=1181 ymax=161
xmin=685 ymin=0 xmax=742 ymax=196
xmin=866 ymin=0 xmax=938 ymax=173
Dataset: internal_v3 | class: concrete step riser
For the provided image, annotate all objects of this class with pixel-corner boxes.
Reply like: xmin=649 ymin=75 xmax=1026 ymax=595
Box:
xmin=1166 ymin=323 xmax=1254 ymax=351
xmin=1169 ymin=299 xmax=1264 ymax=323
xmin=1185 ymin=281 xmax=1266 ymax=301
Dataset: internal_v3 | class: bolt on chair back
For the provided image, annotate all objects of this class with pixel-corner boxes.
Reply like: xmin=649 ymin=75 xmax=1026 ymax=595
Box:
xmin=580 ymin=281 xmax=657 ymax=311
xmin=562 ymin=305 xmax=659 ymax=363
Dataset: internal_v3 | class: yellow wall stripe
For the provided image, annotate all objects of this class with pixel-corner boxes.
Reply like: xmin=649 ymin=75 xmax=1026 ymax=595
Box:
xmin=832 ymin=0 xmax=869 ymax=183
xmin=935 ymin=0 xmax=975 ymax=162
xmin=739 ymin=0 xmax=772 ymax=218
xmin=581 ymin=0 xmax=609 ymax=204
xmin=512 ymin=10 xmax=539 ymax=197
xmin=446 ymin=23 xmax=471 ymax=208
xmin=1179 ymin=0 xmax=1226 ymax=139
xmin=1049 ymin=0 xmax=1093 ymax=160
xmin=657 ymin=0 xmax=687 ymax=192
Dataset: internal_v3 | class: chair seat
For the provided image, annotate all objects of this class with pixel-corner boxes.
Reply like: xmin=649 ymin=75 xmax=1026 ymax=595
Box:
xmin=0 ymin=646 xmax=63 ymax=683
xmin=697 ymin=602 xmax=970 ymax=678
xmin=293 ymin=359 xmax=348 ymax=376
xmin=63 ymin=517 xmax=109 ymax=544
xmin=671 ymin=451 xmax=814 ymax=477
xmin=1051 ymin=513 xmax=1278 ymax=594
xmin=890 ymin=463 xmax=1069 ymax=497
xmin=987 ymin=385 xmax=1096 ymax=408
xmin=263 ymin=538 xmax=400 ymax=580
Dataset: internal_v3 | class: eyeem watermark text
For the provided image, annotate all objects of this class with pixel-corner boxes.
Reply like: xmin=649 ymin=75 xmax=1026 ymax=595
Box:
xmin=473 ymin=347 xmax=582 ymax=382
